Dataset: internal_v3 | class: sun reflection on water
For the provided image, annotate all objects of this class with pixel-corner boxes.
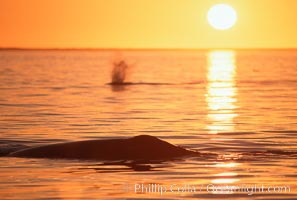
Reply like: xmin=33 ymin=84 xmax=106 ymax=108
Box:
xmin=205 ymin=51 xmax=240 ymax=185
xmin=206 ymin=50 xmax=238 ymax=134
xmin=211 ymin=171 xmax=239 ymax=184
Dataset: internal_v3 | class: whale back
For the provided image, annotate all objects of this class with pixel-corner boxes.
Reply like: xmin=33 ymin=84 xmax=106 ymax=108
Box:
xmin=9 ymin=135 xmax=194 ymax=161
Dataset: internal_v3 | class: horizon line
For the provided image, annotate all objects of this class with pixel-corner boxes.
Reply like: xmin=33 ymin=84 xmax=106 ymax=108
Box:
xmin=0 ymin=47 xmax=297 ymax=51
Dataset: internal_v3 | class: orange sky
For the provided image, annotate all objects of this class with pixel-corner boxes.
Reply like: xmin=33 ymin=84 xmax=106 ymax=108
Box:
xmin=0 ymin=0 xmax=297 ymax=49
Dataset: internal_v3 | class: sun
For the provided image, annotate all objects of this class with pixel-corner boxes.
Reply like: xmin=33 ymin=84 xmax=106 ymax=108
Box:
xmin=207 ymin=4 xmax=237 ymax=30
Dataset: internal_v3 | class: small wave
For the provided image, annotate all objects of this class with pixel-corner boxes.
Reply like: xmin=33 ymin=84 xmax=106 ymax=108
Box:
xmin=107 ymin=81 xmax=202 ymax=86
xmin=242 ymin=149 xmax=297 ymax=156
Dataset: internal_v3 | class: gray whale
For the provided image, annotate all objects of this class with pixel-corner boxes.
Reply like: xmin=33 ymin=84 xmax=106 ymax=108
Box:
xmin=9 ymin=135 xmax=198 ymax=161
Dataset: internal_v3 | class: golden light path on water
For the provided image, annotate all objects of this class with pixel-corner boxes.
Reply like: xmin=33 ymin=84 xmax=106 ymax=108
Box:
xmin=206 ymin=50 xmax=239 ymax=187
xmin=206 ymin=50 xmax=238 ymax=134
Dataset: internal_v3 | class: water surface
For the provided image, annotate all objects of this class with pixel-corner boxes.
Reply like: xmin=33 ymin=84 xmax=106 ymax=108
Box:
xmin=0 ymin=49 xmax=296 ymax=199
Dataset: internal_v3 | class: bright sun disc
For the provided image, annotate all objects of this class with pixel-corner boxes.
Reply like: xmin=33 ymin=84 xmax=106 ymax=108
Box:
xmin=208 ymin=4 xmax=237 ymax=30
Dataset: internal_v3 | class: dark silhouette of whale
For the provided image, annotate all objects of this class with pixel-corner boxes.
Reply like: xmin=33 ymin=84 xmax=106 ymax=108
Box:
xmin=9 ymin=135 xmax=198 ymax=161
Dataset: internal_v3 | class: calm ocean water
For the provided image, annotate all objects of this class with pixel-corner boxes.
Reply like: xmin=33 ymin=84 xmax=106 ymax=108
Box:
xmin=0 ymin=49 xmax=296 ymax=199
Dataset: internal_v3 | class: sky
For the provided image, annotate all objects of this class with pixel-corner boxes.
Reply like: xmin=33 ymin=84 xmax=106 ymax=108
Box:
xmin=0 ymin=0 xmax=297 ymax=49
